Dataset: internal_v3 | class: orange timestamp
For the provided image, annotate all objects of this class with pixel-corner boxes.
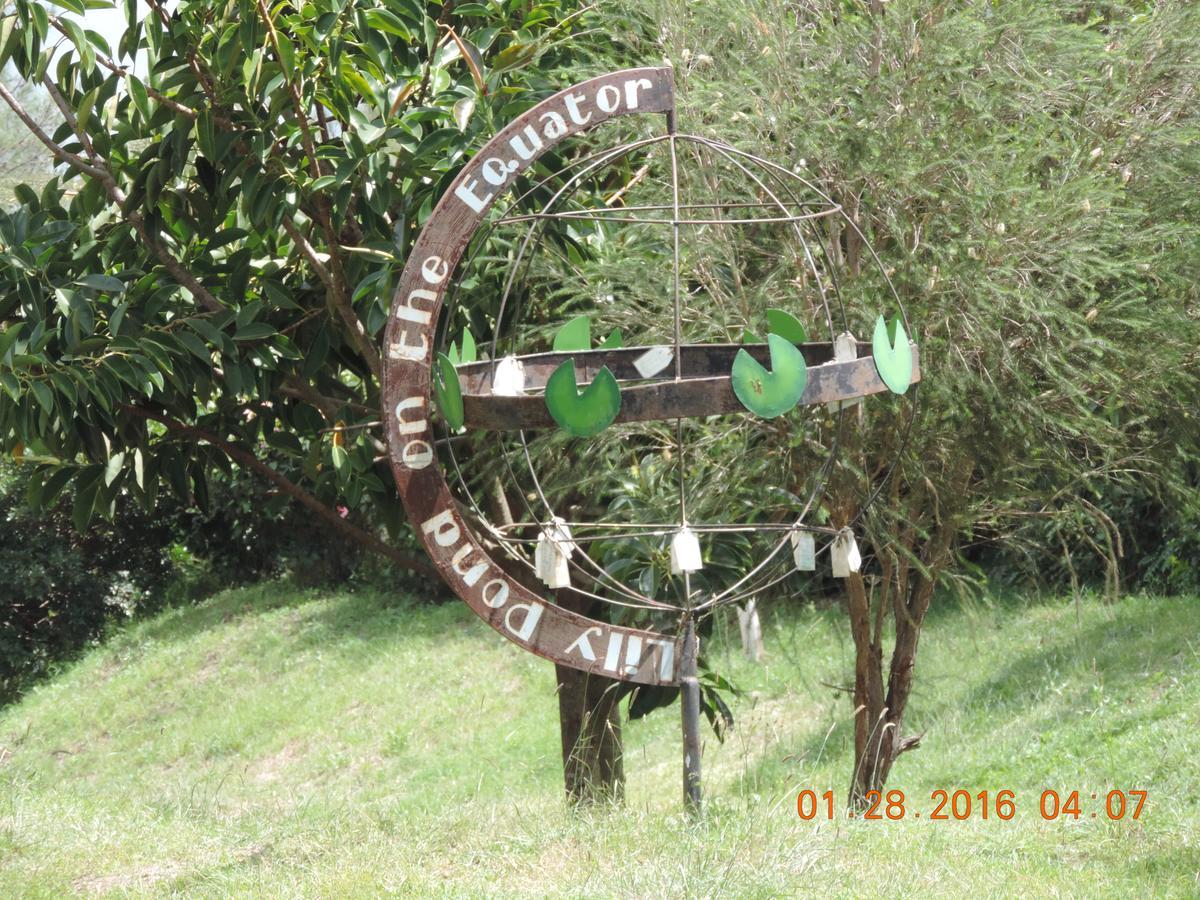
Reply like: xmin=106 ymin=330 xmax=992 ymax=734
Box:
xmin=796 ymin=789 xmax=1148 ymax=821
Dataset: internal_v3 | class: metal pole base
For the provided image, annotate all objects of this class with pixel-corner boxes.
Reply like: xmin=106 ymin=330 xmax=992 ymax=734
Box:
xmin=680 ymin=615 xmax=702 ymax=815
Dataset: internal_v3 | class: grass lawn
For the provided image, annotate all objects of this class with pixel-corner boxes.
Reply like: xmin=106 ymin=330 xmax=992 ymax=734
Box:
xmin=1 ymin=583 xmax=1197 ymax=897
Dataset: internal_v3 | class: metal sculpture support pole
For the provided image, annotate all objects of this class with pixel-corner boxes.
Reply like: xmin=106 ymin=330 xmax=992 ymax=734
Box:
xmin=680 ymin=614 xmax=702 ymax=815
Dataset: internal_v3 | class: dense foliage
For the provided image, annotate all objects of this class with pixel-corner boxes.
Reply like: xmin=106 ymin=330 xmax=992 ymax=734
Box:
xmin=1 ymin=456 xmax=386 ymax=699
xmin=529 ymin=0 xmax=1200 ymax=799
xmin=0 ymin=460 xmax=169 ymax=697
xmin=640 ymin=0 xmax=1200 ymax=599
xmin=0 ymin=0 xmax=625 ymax=570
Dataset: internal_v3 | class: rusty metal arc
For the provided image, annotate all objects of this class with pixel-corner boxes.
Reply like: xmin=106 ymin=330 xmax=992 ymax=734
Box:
xmin=383 ymin=68 xmax=683 ymax=686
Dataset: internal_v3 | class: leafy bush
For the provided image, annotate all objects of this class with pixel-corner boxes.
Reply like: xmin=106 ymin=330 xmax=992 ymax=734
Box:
xmin=0 ymin=461 xmax=174 ymax=699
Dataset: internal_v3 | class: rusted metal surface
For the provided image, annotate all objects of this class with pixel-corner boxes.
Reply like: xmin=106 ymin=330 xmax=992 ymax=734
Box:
xmin=457 ymin=342 xmax=921 ymax=431
xmin=383 ymin=68 xmax=682 ymax=687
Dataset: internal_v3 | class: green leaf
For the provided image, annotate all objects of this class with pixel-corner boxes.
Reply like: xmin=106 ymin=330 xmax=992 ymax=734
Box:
xmin=600 ymin=329 xmax=623 ymax=350
xmin=453 ymin=96 xmax=475 ymax=131
xmin=44 ymin=0 xmax=86 ymax=14
xmin=364 ymin=8 xmax=413 ymax=40
xmin=331 ymin=443 xmax=348 ymax=474
xmin=35 ymin=466 xmax=76 ymax=511
xmin=234 ymin=322 xmax=276 ymax=341
xmin=187 ymin=318 xmax=227 ymax=347
xmin=553 ymin=314 xmax=590 ymax=352
xmin=76 ymin=274 xmax=125 ymax=293
xmin=766 ymin=308 xmax=807 ymax=344
xmin=0 ymin=15 xmax=18 ymax=67
xmin=177 ymin=330 xmax=212 ymax=362
xmin=274 ymin=33 xmax=295 ymax=73
xmin=235 ymin=300 xmax=263 ymax=330
xmin=72 ymin=466 xmax=103 ymax=531
xmin=544 ymin=361 xmax=621 ymax=437
xmin=104 ymin=451 xmax=125 ymax=487
xmin=460 ymin=328 xmax=477 ymax=363
xmin=871 ymin=314 xmax=914 ymax=395
xmin=731 ymin=334 xmax=808 ymax=418
xmin=31 ymin=379 xmax=54 ymax=413
xmin=434 ymin=352 xmax=464 ymax=431
xmin=58 ymin=16 xmax=94 ymax=73
xmin=492 ymin=41 xmax=537 ymax=73
xmin=127 ymin=75 xmax=151 ymax=122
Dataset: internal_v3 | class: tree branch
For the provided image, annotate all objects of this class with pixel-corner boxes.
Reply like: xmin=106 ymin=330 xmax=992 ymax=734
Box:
xmin=255 ymin=0 xmax=381 ymax=381
xmin=144 ymin=0 xmax=219 ymax=104
xmin=47 ymin=14 xmax=228 ymax=126
xmin=281 ymin=217 xmax=335 ymax=292
xmin=40 ymin=74 xmax=97 ymax=161
xmin=120 ymin=404 xmax=436 ymax=578
xmin=3 ymin=71 xmax=226 ymax=315
xmin=0 ymin=81 xmax=106 ymax=179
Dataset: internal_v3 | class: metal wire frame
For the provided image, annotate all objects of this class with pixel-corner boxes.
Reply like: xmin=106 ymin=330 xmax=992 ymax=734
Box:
xmin=430 ymin=124 xmax=917 ymax=617
xmin=442 ymin=135 xmax=848 ymax=612
xmin=441 ymin=135 xmax=689 ymax=612
xmin=503 ymin=135 xmax=842 ymax=611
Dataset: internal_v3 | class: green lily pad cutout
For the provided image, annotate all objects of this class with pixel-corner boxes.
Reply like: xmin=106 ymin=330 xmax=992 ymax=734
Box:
xmin=871 ymin=314 xmax=913 ymax=395
xmin=741 ymin=329 xmax=763 ymax=344
xmin=446 ymin=328 xmax=477 ymax=366
xmin=545 ymin=360 xmax=621 ymax=437
xmin=460 ymin=328 xmax=477 ymax=363
xmin=553 ymin=315 xmax=591 ymax=352
xmin=599 ymin=328 xmax=623 ymax=349
xmin=766 ymin=308 xmax=807 ymax=344
xmin=731 ymin=333 xmax=808 ymax=418
xmin=434 ymin=352 xmax=464 ymax=430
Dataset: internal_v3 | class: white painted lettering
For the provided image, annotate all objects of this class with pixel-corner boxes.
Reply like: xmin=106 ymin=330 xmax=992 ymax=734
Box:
xmin=623 ymin=634 xmax=643 ymax=675
xmin=595 ymin=84 xmax=620 ymax=114
xmin=624 ymin=77 xmax=652 ymax=110
xmin=421 ymin=508 xmax=460 ymax=547
xmin=388 ymin=329 xmax=428 ymax=362
xmin=647 ymin=637 xmax=676 ymax=681
xmin=504 ymin=602 xmax=544 ymax=642
xmin=508 ymin=124 xmax=544 ymax=161
xmin=603 ymin=632 xmax=622 ymax=672
xmin=451 ymin=544 xmax=489 ymax=587
xmin=455 ymin=176 xmax=493 ymax=214
xmin=481 ymin=578 xmax=509 ymax=609
xmin=394 ymin=396 xmax=427 ymax=435
xmin=564 ymin=92 xmax=591 ymax=126
xmin=401 ymin=440 xmax=432 ymax=470
xmin=565 ymin=626 xmax=602 ymax=662
xmin=421 ymin=255 xmax=449 ymax=284
xmin=396 ymin=287 xmax=437 ymax=325
xmin=481 ymin=157 xmax=509 ymax=187
xmin=540 ymin=110 xmax=568 ymax=141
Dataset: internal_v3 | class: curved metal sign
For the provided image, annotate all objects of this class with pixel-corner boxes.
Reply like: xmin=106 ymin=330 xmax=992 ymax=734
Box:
xmin=383 ymin=68 xmax=679 ymax=686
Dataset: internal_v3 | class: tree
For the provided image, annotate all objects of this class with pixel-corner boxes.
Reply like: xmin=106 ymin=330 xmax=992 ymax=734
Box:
xmin=655 ymin=0 xmax=1200 ymax=805
xmin=0 ymin=0 xmax=618 ymax=568
xmin=0 ymin=0 xmax=662 ymax=804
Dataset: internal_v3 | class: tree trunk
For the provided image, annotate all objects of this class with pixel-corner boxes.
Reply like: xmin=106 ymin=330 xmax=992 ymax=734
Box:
xmin=553 ymin=588 xmax=624 ymax=803
xmin=555 ymin=660 xmax=624 ymax=804
xmin=844 ymin=476 xmax=966 ymax=807
xmin=480 ymin=489 xmax=626 ymax=803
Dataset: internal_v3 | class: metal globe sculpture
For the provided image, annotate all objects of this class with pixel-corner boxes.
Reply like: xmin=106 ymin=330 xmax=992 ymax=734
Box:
xmin=384 ymin=67 xmax=919 ymax=811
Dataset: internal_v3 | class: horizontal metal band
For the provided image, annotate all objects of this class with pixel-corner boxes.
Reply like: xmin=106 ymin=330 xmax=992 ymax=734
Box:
xmin=454 ymin=341 xmax=920 ymax=430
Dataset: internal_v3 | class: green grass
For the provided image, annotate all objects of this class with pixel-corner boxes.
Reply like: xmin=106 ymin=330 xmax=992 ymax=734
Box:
xmin=1 ymin=584 xmax=1197 ymax=897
